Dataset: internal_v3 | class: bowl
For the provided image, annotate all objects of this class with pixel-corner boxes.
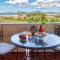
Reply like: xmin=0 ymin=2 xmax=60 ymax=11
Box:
xmin=19 ymin=35 xmax=26 ymax=43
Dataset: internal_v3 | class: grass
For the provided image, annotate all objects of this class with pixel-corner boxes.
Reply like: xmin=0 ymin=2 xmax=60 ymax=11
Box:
xmin=0 ymin=15 xmax=60 ymax=24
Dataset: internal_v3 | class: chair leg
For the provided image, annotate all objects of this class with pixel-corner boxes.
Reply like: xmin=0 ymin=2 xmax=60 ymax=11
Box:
xmin=54 ymin=50 xmax=57 ymax=60
xmin=1 ymin=55 xmax=4 ymax=60
xmin=16 ymin=46 xmax=18 ymax=60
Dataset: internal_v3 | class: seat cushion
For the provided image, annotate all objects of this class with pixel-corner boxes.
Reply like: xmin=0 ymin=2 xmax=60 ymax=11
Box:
xmin=0 ymin=42 xmax=15 ymax=55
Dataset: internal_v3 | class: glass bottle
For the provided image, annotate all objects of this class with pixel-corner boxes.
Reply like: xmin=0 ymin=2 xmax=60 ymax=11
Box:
xmin=39 ymin=25 xmax=44 ymax=34
xmin=30 ymin=26 xmax=37 ymax=36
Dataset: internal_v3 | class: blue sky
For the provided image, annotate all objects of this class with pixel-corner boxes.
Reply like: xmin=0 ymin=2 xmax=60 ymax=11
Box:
xmin=0 ymin=0 xmax=60 ymax=13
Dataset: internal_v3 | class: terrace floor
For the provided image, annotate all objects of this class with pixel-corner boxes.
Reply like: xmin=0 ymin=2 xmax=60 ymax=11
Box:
xmin=0 ymin=52 xmax=60 ymax=60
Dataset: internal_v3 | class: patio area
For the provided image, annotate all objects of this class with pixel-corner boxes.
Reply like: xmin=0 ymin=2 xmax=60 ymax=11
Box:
xmin=0 ymin=23 xmax=60 ymax=60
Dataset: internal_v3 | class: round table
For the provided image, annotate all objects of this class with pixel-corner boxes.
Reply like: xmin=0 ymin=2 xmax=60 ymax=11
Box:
xmin=11 ymin=31 xmax=60 ymax=60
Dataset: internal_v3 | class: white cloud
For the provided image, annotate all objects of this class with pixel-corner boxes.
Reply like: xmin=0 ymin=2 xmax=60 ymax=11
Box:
xmin=16 ymin=0 xmax=28 ymax=3
xmin=36 ymin=0 xmax=59 ymax=2
xmin=4 ymin=0 xmax=60 ymax=8
xmin=45 ymin=0 xmax=55 ymax=2
xmin=5 ymin=0 xmax=16 ymax=4
xmin=31 ymin=2 xmax=38 ymax=7
xmin=37 ymin=0 xmax=45 ymax=2
xmin=31 ymin=0 xmax=60 ymax=8
xmin=0 ymin=5 xmax=13 ymax=8
xmin=5 ymin=0 xmax=29 ymax=5
xmin=0 ymin=6 xmax=6 ymax=8
xmin=8 ymin=6 xmax=13 ymax=7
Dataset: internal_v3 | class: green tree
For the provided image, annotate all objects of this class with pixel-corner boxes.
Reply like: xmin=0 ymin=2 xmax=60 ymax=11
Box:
xmin=27 ymin=11 xmax=46 ymax=17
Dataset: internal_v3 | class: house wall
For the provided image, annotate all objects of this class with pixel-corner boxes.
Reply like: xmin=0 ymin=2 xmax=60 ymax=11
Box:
xmin=0 ymin=24 xmax=57 ymax=52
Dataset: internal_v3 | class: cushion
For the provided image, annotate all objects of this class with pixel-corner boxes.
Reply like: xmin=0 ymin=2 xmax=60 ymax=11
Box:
xmin=0 ymin=42 xmax=15 ymax=55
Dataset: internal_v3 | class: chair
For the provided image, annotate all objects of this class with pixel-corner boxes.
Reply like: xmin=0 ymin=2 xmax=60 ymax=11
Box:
xmin=0 ymin=42 xmax=15 ymax=55
xmin=0 ymin=42 xmax=15 ymax=60
xmin=54 ymin=45 xmax=60 ymax=51
xmin=0 ymin=24 xmax=15 ymax=60
xmin=54 ymin=25 xmax=60 ymax=51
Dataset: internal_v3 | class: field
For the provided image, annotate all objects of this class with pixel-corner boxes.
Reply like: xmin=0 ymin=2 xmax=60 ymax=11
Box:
xmin=0 ymin=12 xmax=60 ymax=24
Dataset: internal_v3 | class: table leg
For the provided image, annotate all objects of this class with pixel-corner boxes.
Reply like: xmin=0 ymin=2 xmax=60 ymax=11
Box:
xmin=31 ymin=49 xmax=34 ymax=60
xmin=24 ymin=49 xmax=30 ymax=60
xmin=24 ymin=49 xmax=35 ymax=60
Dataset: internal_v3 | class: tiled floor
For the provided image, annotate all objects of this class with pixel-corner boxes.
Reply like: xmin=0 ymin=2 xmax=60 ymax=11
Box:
xmin=0 ymin=52 xmax=60 ymax=60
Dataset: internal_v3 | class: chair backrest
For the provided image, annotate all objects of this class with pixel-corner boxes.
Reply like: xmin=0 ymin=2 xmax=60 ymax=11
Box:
xmin=0 ymin=30 xmax=3 ymax=42
xmin=55 ymin=26 xmax=60 ymax=36
xmin=0 ymin=24 xmax=3 ymax=42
